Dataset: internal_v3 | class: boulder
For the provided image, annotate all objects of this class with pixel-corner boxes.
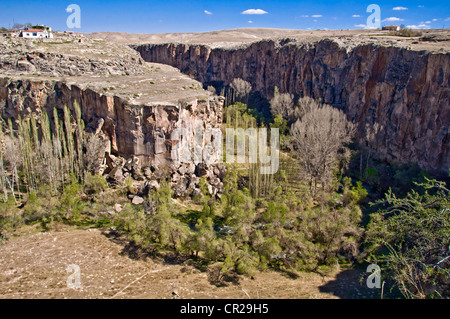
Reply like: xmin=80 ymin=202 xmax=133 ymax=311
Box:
xmin=152 ymin=168 xmax=170 ymax=181
xmin=173 ymin=178 xmax=188 ymax=198
xmin=148 ymin=180 xmax=160 ymax=191
xmin=132 ymin=196 xmax=144 ymax=205
xmin=195 ymin=163 xmax=208 ymax=177
xmin=107 ymin=162 xmax=125 ymax=185
xmin=114 ymin=204 xmax=123 ymax=213
xmin=143 ymin=166 xmax=152 ymax=180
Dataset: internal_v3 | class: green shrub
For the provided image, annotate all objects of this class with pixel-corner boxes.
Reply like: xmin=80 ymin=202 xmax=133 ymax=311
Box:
xmin=84 ymin=173 xmax=108 ymax=195
xmin=366 ymin=178 xmax=450 ymax=298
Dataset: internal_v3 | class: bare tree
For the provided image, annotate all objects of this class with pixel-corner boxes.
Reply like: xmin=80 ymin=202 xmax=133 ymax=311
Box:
xmin=230 ymin=78 xmax=252 ymax=104
xmin=293 ymin=96 xmax=317 ymax=119
xmin=0 ymin=126 xmax=22 ymax=202
xmin=358 ymin=122 xmax=382 ymax=177
xmin=270 ymin=89 xmax=294 ymax=121
xmin=13 ymin=23 xmax=24 ymax=30
xmin=291 ymin=98 xmax=354 ymax=194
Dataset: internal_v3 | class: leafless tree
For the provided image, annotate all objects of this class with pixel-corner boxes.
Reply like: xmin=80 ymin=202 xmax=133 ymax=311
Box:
xmin=230 ymin=78 xmax=252 ymax=103
xmin=291 ymin=98 xmax=354 ymax=194
xmin=270 ymin=91 xmax=294 ymax=121
xmin=359 ymin=122 xmax=382 ymax=177
xmin=0 ymin=132 xmax=22 ymax=202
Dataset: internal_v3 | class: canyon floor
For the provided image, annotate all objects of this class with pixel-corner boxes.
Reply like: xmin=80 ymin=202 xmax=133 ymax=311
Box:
xmin=0 ymin=225 xmax=378 ymax=299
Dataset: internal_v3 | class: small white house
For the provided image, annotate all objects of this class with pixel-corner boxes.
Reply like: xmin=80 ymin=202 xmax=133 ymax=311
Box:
xmin=382 ymin=25 xmax=400 ymax=31
xmin=19 ymin=28 xmax=53 ymax=39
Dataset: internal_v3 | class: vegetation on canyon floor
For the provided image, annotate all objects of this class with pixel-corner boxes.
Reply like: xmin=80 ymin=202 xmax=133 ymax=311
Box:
xmin=0 ymin=80 xmax=449 ymax=299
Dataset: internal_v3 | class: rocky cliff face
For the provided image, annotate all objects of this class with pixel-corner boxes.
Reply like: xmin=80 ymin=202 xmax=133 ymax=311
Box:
xmin=133 ymin=39 xmax=450 ymax=174
xmin=0 ymin=78 xmax=223 ymax=167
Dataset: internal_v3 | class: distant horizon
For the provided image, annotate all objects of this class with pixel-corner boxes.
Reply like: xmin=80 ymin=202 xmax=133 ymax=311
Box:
xmin=6 ymin=26 xmax=450 ymax=35
xmin=1 ymin=1 xmax=449 ymax=33
xmin=83 ymin=26 xmax=450 ymax=35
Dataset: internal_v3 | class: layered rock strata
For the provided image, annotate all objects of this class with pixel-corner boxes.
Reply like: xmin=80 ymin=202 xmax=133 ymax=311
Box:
xmin=133 ymin=39 xmax=450 ymax=174
xmin=0 ymin=78 xmax=223 ymax=166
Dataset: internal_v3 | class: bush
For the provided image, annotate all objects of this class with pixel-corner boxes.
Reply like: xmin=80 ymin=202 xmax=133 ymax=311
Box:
xmin=366 ymin=178 xmax=450 ymax=298
xmin=390 ymin=29 xmax=423 ymax=37
xmin=84 ymin=173 xmax=107 ymax=195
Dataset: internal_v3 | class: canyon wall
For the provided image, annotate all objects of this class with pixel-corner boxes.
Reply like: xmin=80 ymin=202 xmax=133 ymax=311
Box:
xmin=0 ymin=78 xmax=223 ymax=166
xmin=133 ymin=40 xmax=450 ymax=174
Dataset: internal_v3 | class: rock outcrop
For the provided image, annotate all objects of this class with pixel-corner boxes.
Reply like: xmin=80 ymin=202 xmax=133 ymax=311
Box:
xmin=0 ymin=37 xmax=146 ymax=77
xmin=0 ymin=78 xmax=223 ymax=168
xmin=133 ymin=39 xmax=450 ymax=174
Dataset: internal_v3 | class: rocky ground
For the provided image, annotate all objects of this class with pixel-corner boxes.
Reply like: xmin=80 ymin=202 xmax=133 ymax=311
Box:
xmin=0 ymin=32 xmax=210 ymax=105
xmin=0 ymin=32 xmax=226 ymax=200
xmin=0 ymin=226 xmax=378 ymax=299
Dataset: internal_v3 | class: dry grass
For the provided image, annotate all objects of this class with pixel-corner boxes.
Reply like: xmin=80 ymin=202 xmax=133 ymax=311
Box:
xmin=0 ymin=227 xmax=377 ymax=299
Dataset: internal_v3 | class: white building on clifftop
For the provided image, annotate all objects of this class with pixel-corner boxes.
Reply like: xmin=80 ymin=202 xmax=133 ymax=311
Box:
xmin=18 ymin=27 xmax=53 ymax=39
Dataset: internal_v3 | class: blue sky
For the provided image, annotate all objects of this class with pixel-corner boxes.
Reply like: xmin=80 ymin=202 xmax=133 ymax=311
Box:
xmin=0 ymin=0 xmax=449 ymax=33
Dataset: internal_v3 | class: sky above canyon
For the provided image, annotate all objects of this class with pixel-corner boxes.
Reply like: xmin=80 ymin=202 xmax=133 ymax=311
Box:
xmin=0 ymin=0 xmax=449 ymax=33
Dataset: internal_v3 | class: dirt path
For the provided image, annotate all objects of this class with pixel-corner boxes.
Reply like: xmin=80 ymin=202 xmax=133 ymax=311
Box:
xmin=0 ymin=228 xmax=376 ymax=299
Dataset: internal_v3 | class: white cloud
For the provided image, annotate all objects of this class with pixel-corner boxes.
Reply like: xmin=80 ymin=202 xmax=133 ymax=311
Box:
xmin=241 ymin=9 xmax=268 ymax=15
xmin=248 ymin=20 xmax=253 ymax=24
xmin=424 ymin=21 xmax=431 ymax=24
xmin=300 ymin=15 xmax=309 ymax=18
xmin=432 ymin=19 xmax=438 ymax=22
xmin=311 ymin=14 xmax=322 ymax=18
xmin=446 ymin=17 xmax=450 ymax=21
xmin=418 ymin=5 xmax=424 ymax=8
xmin=355 ymin=24 xmax=377 ymax=29
xmin=313 ymin=19 xmax=318 ymax=22
xmin=393 ymin=6 xmax=408 ymax=11
xmin=204 ymin=10 xmax=213 ymax=15
xmin=383 ymin=17 xmax=404 ymax=22
xmin=407 ymin=24 xmax=431 ymax=29
xmin=352 ymin=15 xmax=361 ymax=18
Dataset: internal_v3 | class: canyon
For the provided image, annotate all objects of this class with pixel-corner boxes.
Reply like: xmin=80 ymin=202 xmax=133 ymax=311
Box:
xmin=1 ymin=27 xmax=449 ymax=301
xmin=131 ymin=33 xmax=450 ymax=175
xmin=0 ymin=35 xmax=223 ymax=166
xmin=1 ymin=28 xmax=449 ymax=176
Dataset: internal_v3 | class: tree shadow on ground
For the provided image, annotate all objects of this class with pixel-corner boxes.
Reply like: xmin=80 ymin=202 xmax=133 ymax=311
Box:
xmin=319 ymin=267 xmax=380 ymax=299
xmin=206 ymin=263 xmax=241 ymax=287
xmin=273 ymin=267 xmax=300 ymax=280
xmin=102 ymin=229 xmax=155 ymax=262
